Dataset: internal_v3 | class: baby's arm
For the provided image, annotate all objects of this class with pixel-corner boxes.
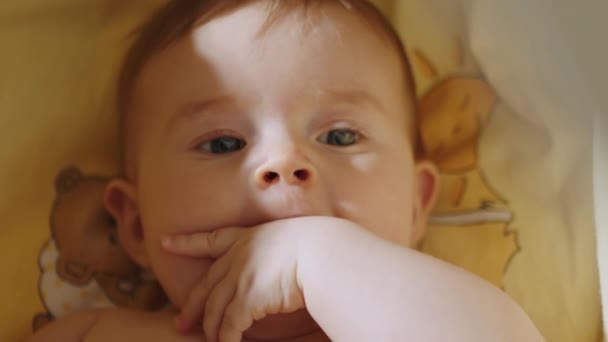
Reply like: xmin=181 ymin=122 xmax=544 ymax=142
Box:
xmin=166 ymin=216 xmax=543 ymax=341
xmin=26 ymin=308 xmax=202 ymax=342
xmin=297 ymin=219 xmax=544 ymax=341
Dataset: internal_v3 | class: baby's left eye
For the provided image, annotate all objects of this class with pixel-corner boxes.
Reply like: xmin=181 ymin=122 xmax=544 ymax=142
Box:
xmin=197 ymin=136 xmax=247 ymax=154
xmin=317 ymin=129 xmax=359 ymax=147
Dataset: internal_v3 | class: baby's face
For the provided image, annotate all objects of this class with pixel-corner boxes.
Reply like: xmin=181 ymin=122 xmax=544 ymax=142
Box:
xmin=121 ymin=3 xmax=434 ymax=308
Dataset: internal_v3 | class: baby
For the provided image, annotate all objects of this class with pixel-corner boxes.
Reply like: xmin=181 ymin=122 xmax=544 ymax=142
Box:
xmin=29 ymin=0 xmax=543 ymax=341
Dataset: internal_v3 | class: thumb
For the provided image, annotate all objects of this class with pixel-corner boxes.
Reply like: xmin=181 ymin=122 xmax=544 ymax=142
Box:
xmin=161 ymin=227 xmax=244 ymax=258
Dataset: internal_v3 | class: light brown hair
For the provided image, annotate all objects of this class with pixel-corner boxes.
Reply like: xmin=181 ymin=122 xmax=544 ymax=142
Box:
xmin=117 ymin=0 xmax=420 ymax=176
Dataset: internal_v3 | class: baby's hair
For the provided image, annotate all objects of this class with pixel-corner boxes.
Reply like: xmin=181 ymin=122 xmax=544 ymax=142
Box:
xmin=117 ymin=0 xmax=421 ymax=177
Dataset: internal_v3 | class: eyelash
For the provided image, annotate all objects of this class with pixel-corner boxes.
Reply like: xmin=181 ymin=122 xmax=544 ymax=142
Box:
xmin=317 ymin=128 xmax=362 ymax=147
xmin=192 ymin=130 xmax=247 ymax=155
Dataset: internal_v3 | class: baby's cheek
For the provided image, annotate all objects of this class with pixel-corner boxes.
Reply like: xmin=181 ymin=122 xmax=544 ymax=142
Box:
xmin=349 ymin=156 xmax=415 ymax=243
xmin=151 ymin=251 xmax=213 ymax=308
xmin=333 ymin=170 xmax=409 ymax=224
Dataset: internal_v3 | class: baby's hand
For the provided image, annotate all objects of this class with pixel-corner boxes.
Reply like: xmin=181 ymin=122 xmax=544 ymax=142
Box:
xmin=161 ymin=219 xmax=307 ymax=342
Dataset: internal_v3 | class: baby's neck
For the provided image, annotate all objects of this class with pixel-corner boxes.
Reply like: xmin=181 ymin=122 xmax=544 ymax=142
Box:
xmin=166 ymin=306 xmax=325 ymax=340
xmin=243 ymin=330 xmax=330 ymax=342
xmin=243 ymin=309 xmax=326 ymax=341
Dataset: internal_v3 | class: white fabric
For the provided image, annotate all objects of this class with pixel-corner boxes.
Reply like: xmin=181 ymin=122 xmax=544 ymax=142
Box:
xmin=548 ymin=0 xmax=608 ymax=337
xmin=595 ymin=107 xmax=608 ymax=341
xmin=469 ymin=0 xmax=602 ymax=340
xmin=391 ymin=0 xmax=603 ymax=339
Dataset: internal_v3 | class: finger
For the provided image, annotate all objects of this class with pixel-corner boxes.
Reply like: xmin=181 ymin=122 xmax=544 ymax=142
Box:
xmin=218 ymin=298 xmax=253 ymax=342
xmin=203 ymin=276 xmax=238 ymax=342
xmin=176 ymin=255 xmax=232 ymax=332
xmin=161 ymin=227 xmax=244 ymax=258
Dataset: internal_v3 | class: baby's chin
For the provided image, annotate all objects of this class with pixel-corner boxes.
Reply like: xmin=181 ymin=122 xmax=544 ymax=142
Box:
xmin=244 ymin=309 xmax=322 ymax=341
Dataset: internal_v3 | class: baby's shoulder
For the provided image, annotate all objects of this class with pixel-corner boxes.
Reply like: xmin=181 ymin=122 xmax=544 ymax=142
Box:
xmin=28 ymin=308 xmax=201 ymax=342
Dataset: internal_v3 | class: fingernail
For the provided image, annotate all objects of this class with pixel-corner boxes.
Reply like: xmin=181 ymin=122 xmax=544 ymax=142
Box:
xmin=161 ymin=236 xmax=173 ymax=248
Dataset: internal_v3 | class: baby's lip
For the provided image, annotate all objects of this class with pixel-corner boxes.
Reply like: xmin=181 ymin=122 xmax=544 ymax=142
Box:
xmin=243 ymin=211 xmax=321 ymax=228
xmin=177 ymin=212 xmax=322 ymax=236
xmin=245 ymin=198 xmax=332 ymax=227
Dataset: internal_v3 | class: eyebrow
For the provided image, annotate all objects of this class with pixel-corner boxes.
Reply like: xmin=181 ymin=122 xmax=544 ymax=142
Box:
xmin=165 ymin=95 xmax=233 ymax=135
xmin=165 ymin=89 xmax=385 ymax=135
xmin=320 ymin=89 xmax=386 ymax=113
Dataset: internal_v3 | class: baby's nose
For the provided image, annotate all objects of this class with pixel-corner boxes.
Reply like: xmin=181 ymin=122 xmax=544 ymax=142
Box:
xmin=254 ymin=155 xmax=317 ymax=189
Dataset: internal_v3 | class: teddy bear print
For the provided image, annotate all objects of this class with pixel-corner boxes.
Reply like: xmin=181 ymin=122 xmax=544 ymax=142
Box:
xmin=419 ymin=75 xmax=513 ymax=221
xmin=33 ymin=167 xmax=166 ymax=331
xmin=412 ymin=44 xmax=519 ymax=288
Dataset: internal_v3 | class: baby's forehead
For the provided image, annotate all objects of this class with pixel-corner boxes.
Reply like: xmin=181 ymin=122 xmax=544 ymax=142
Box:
xmin=158 ymin=3 xmax=397 ymax=61
xmin=134 ymin=5 xmax=406 ymax=102
xmin=123 ymin=1 xmax=412 ymax=110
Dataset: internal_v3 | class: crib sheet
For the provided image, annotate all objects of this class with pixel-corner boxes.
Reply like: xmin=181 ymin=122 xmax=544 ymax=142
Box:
xmin=0 ymin=1 xmax=602 ymax=341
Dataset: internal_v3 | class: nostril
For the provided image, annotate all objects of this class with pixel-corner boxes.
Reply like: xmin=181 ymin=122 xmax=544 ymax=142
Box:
xmin=293 ymin=169 xmax=309 ymax=181
xmin=264 ymin=171 xmax=279 ymax=183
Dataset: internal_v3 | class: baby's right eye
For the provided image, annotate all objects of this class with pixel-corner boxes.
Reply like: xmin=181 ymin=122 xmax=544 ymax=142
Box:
xmin=196 ymin=136 xmax=247 ymax=154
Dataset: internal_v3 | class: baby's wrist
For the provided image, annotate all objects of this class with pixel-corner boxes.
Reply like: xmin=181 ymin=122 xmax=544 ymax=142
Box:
xmin=293 ymin=217 xmax=364 ymax=293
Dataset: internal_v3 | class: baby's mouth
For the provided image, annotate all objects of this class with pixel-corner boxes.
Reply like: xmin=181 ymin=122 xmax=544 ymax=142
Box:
xmin=241 ymin=212 xmax=320 ymax=229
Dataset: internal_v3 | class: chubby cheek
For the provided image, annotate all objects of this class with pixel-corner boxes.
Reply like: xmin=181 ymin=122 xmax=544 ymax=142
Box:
xmin=330 ymin=153 xmax=416 ymax=246
xmin=137 ymin=164 xmax=242 ymax=306
xmin=139 ymin=163 xmax=247 ymax=232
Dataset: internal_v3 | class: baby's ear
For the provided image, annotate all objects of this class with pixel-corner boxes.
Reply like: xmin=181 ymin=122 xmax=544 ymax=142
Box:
xmin=104 ymin=179 xmax=150 ymax=269
xmin=411 ymin=161 xmax=440 ymax=245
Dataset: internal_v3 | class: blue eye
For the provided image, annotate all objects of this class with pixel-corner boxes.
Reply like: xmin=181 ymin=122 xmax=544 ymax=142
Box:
xmin=198 ymin=136 xmax=246 ymax=154
xmin=318 ymin=129 xmax=359 ymax=146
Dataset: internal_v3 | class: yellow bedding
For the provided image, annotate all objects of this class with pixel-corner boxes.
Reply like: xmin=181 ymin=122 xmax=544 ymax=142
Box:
xmin=0 ymin=1 xmax=603 ymax=341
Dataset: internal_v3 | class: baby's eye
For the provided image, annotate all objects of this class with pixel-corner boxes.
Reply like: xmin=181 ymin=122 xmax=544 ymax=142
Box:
xmin=198 ymin=136 xmax=247 ymax=154
xmin=317 ymin=129 xmax=359 ymax=147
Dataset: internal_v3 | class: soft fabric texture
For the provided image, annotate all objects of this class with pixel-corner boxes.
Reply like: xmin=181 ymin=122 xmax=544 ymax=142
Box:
xmin=0 ymin=0 xmax=603 ymax=341
xmin=394 ymin=1 xmax=603 ymax=340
